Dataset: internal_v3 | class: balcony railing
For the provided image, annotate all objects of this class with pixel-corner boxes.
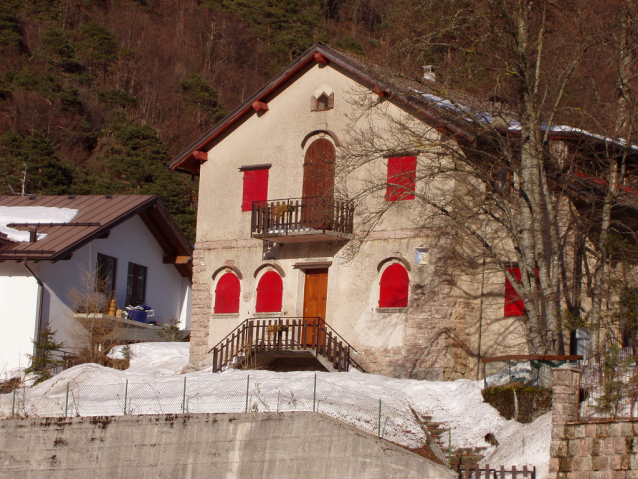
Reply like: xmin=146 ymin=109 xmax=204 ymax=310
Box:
xmin=251 ymin=196 xmax=354 ymax=243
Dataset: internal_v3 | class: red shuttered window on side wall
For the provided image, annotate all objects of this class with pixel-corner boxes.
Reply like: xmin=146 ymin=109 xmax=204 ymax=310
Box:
xmin=242 ymin=168 xmax=269 ymax=211
xmin=504 ymin=267 xmax=525 ymax=316
xmin=386 ymin=156 xmax=417 ymax=202
xmin=214 ymin=273 xmax=240 ymax=314
xmin=255 ymin=271 xmax=283 ymax=313
xmin=379 ymin=263 xmax=409 ymax=308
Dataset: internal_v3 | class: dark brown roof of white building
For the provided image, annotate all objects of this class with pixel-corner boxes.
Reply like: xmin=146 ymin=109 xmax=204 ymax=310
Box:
xmin=0 ymin=195 xmax=193 ymax=279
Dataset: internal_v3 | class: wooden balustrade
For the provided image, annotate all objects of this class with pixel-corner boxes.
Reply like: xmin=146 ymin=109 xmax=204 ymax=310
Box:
xmin=210 ymin=317 xmax=364 ymax=373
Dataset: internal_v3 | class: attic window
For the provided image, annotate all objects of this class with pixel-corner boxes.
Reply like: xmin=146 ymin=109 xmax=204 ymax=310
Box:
xmin=311 ymin=92 xmax=334 ymax=112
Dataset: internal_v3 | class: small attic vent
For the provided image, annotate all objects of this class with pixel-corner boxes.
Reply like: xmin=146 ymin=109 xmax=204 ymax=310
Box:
xmin=68 ymin=195 xmax=77 ymax=199
xmin=105 ymin=195 xmax=114 ymax=199
xmin=423 ymin=65 xmax=436 ymax=82
xmin=28 ymin=195 xmax=37 ymax=200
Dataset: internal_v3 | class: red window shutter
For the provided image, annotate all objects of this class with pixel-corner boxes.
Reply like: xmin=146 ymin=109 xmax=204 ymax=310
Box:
xmin=504 ymin=267 xmax=525 ymax=316
xmin=214 ymin=273 xmax=240 ymax=314
xmin=379 ymin=263 xmax=409 ymax=308
xmin=242 ymin=168 xmax=269 ymax=211
xmin=255 ymin=271 xmax=283 ymax=313
xmin=386 ymin=156 xmax=416 ymax=202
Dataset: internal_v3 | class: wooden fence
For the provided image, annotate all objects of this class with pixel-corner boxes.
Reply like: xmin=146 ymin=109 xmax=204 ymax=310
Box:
xmin=458 ymin=465 xmax=536 ymax=479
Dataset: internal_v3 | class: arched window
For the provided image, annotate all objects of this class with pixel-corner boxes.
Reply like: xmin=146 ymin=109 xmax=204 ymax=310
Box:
xmin=214 ymin=272 xmax=240 ymax=314
xmin=255 ymin=271 xmax=283 ymax=313
xmin=379 ymin=263 xmax=409 ymax=308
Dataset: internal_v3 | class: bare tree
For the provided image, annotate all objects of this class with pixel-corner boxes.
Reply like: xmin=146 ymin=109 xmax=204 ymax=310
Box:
xmin=339 ymin=0 xmax=638 ymax=355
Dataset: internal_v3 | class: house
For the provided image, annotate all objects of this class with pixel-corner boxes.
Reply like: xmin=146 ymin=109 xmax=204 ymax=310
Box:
xmin=0 ymin=195 xmax=192 ymax=377
xmin=170 ymin=43 xmax=635 ymax=379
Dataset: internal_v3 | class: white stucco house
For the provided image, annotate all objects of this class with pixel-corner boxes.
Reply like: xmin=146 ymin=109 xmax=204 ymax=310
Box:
xmin=0 ymin=195 xmax=192 ymax=378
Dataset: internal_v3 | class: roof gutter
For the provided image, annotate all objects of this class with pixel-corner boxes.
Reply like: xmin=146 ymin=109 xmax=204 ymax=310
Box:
xmin=23 ymin=259 xmax=46 ymax=346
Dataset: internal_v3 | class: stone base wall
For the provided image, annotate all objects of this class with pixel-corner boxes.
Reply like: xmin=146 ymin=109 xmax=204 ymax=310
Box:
xmin=187 ymin=245 xmax=214 ymax=370
xmin=550 ymin=368 xmax=638 ymax=479
xmin=551 ymin=421 xmax=638 ymax=479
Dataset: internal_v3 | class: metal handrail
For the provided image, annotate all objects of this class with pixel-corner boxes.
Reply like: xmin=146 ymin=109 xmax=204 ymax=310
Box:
xmin=207 ymin=316 xmax=358 ymax=354
xmin=208 ymin=317 xmax=364 ymax=372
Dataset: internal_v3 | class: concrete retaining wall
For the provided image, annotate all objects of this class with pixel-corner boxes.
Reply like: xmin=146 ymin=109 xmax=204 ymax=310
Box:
xmin=0 ymin=412 xmax=455 ymax=479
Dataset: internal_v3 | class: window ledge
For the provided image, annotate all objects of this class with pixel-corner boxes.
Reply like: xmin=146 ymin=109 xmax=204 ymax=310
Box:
xmin=376 ymin=307 xmax=408 ymax=313
xmin=252 ymin=312 xmax=284 ymax=317
xmin=211 ymin=313 xmax=240 ymax=318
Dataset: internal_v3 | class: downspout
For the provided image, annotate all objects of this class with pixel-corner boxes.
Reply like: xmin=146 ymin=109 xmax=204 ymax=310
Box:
xmin=23 ymin=259 xmax=45 ymax=346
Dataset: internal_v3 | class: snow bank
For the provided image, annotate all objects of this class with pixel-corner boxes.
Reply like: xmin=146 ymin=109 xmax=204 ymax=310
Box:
xmin=0 ymin=206 xmax=78 ymax=241
xmin=5 ymin=342 xmax=551 ymax=477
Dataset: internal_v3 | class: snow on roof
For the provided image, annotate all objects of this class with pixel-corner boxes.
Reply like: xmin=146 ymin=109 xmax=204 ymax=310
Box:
xmin=0 ymin=206 xmax=78 ymax=242
xmin=415 ymin=90 xmax=638 ymax=150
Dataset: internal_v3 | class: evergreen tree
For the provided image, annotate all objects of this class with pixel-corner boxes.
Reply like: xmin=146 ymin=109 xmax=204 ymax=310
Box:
xmin=180 ymin=74 xmax=227 ymax=127
xmin=24 ymin=327 xmax=65 ymax=385
xmin=99 ymin=118 xmax=197 ymax=240
xmin=0 ymin=131 xmax=75 ymax=196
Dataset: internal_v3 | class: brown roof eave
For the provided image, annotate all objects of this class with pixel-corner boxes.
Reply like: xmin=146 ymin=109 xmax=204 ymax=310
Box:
xmin=169 ymin=43 xmax=476 ymax=173
xmin=169 ymin=44 xmax=325 ymax=173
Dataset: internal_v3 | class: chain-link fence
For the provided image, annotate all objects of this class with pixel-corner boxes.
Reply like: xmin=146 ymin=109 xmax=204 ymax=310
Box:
xmin=0 ymin=375 xmax=446 ymax=462
xmin=579 ymin=348 xmax=638 ymax=420
xmin=483 ymin=358 xmax=581 ymax=389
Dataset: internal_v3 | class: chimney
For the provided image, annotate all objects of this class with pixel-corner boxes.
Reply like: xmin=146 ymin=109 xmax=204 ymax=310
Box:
xmin=422 ymin=65 xmax=436 ymax=82
xmin=28 ymin=227 xmax=37 ymax=242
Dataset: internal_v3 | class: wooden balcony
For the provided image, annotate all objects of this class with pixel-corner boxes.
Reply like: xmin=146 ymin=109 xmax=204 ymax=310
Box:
xmin=251 ymin=197 xmax=354 ymax=243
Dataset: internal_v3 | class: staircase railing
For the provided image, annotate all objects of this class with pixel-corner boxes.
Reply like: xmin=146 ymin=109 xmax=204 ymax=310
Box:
xmin=208 ymin=317 xmax=365 ymax=373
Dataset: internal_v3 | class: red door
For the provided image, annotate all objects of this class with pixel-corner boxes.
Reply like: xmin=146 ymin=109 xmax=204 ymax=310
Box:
xmin=302 ymin=139 xmax=335 ymax=229
xmin=302 ymin=269 xmax=328 ymax=346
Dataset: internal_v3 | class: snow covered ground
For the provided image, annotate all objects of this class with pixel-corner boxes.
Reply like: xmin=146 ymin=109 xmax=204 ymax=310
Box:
xmin=1 ymin=342 xmax=551 ymax=477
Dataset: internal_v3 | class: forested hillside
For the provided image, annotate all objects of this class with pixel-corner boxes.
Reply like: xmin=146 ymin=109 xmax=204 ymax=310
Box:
xmin=0 ymin=0 xmax=632 ymax=240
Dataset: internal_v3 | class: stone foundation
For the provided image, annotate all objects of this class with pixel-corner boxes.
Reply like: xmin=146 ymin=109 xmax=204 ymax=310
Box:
xmin=550 ymin=368 xmax=638 ymax=479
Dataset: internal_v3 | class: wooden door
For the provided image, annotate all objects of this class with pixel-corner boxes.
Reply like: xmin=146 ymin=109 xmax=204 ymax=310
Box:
xmin=302 ymin=139 xmax=335 ymax=229
xmin=302 ymin=269 xmax=328 ymax=346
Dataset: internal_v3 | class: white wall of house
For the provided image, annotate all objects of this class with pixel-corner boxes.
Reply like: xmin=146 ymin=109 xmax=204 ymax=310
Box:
xmin=0 ymin=262 xmax=39 ymax=377
xmin=0 ymin=214 xmax=191 ymax=376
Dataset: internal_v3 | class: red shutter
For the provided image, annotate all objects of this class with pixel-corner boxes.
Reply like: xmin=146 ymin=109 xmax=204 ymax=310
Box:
xmin=255 ymin=271 xmax=283 ymax=313
xmin=242 ymin=169 xmax=269 ymax=211
xmin=214 ymin=273 xmax=240 ymax=314
xmin=504 ymin=267 xmax=525 ymax=316
xmin=386 ymin=156 xmax=416 ymax=202
xmin=379 ymin=263 xmax=409 ymax=308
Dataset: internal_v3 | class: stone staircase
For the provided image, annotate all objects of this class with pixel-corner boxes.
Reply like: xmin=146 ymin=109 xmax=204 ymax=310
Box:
xmin=419 ymin=414 xmax=488 ymax=468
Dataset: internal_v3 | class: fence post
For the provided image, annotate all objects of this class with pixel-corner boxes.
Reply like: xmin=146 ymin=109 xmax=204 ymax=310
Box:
xmin=313 ymin=374 xmax=317 ymax=412
xmin=123 ymin=379 xmax=128 ymax=415
xmin=181 ymin=377 xmax=187 ymax=414
xmin=483 ymin=363 xmax=487 ymax=389
xmin=448 ymin=428 xmax=452 ymax=467
xmin=245 ymin=375 xmax=250 ymax=413
xmin=64 ymin=383 xmax=69 ymax=418
xmin=11 ymin=386 xmax=16 ymax=418
xmin=377 ymin=399 xmax=382 ymax=437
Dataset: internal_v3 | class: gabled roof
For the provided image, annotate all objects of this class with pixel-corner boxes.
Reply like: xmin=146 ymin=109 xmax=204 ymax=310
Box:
xmin=0 ymin=195 xmax=193 ymax=279
xmin=170 ymin=42 xmax=638 ymax=175
xmin=169 ymin=43 xmax=488 ymax=174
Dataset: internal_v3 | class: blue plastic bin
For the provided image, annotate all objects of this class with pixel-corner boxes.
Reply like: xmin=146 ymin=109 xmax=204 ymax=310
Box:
xmin=128 ymin=310 xmax=148 ymax=323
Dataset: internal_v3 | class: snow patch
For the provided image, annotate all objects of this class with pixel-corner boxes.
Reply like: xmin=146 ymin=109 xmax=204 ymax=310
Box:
xmin=0 ymin=206 xmax=78 ymax=242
